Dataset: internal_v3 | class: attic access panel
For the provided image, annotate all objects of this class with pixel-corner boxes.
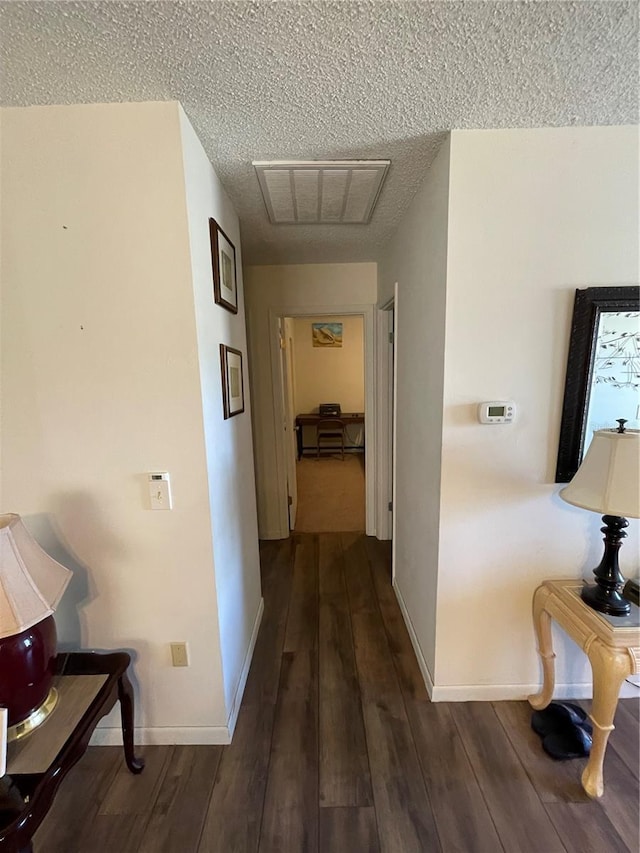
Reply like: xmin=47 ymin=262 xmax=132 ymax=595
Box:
xmin=253 ymin=160 xmax=390 ymax=225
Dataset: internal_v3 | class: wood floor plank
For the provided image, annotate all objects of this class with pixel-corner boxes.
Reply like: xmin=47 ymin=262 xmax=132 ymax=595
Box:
xmin=259 ymin=535 xmax=319 ymax=853
xmin=493 ymin=700 xmax=588 ymax=803
xmin=283 ymin=534 xmax=318 ymax=652
xmin=407 ymin=701 xmax=503 ymax=852
xmin=75 ymin=814 xmax=151 ymax=853
xmin=341 ymin=532 xmax=378 ymax=614
xmin=365 ymin=536 xmax=429 ymax=703
xmin=32 ymin=746 xmax=122 ymax=852
xmin=198 ymin=702 xmax=276 ymax=853
xmin=545 ymin=802 xmax=630 ymax=853
xmin=360 ymin=698 xmax=442 ymax=852
xmin=603 ymin=699 xmax=639 ymax=781
xmin=452 ymin=702 xmax=565 ymax=852
xmin=138 ymin=745 xmax=222 ymax=853
xmin=319 ymin=806 xmax=380 ymax=853
xmin=243 ymin=537 xmax=294 ymax=707
xmin=346 ymin=547 xmax=440 ymax=852
xmin=319 ymin=533 xmax=373 ymax=807
xmin=98 ymin=745 xmax=173 ymax=816
xmin=595 ymin=741 xmax=640 ymax=851
xmin=258 ymin=649 xmax=319 ymax=853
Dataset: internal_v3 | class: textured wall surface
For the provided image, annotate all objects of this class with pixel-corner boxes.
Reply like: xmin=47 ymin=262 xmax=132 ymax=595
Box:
xmin=1 ymin=1 xmax=637 ymax=264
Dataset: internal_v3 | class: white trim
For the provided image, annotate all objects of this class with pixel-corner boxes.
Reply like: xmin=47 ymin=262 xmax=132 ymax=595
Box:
xmin=391 ymin=282 xmax=398 ymax=582
xmin=268 ymin=304 xmax=376 ymax=538
xmin=430 ymin=681 xmax=640 ymax=702
xmin=225 ymin=596 xmax=264 ymax=737
xmin=90 ymin=725 xmax=232 ymax=746
xmin=393 ymin=577 xmax=435 ymax=699
xmin=375 ymin=305 xmax=392 ymax=540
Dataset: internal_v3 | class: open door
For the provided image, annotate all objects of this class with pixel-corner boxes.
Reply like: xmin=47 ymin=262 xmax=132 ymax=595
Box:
xmin=279 ymin=318 xmax=298 ymax=530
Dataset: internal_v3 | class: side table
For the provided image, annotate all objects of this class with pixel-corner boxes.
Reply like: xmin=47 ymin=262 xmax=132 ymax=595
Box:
xmin=0 ymin=651 xmax=144 ymax=853
xmin=528 ymin=579 xmax=640 ymax=798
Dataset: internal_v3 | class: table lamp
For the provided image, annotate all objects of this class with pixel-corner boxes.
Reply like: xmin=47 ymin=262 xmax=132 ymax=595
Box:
xmin=560 ymin=420 xmax=640 ymax=616
xmin=0 ymin=513 xmax=72 ymax=740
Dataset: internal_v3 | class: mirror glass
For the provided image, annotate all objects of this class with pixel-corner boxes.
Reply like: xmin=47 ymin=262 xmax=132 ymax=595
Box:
xmin=583 ymin=310 xmax=640 ymax=454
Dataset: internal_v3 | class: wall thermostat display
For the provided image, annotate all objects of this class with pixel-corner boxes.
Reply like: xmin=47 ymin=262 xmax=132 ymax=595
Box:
xmin=478 ymin=401 xmax=516 ymax=424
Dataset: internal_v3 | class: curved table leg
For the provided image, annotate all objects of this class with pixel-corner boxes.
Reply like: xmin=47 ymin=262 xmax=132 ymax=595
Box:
xmin=528 ymin=585 xmax=556 ymax=710
xmin=581 ymin=640 xmax=631 ymax=798
xmin=118 ymin=671 xmax=145 ymax=774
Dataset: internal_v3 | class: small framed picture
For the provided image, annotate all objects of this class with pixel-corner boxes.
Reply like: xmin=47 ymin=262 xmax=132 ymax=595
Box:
xmin=220 ymin=344 xmax=245 ymax=418
xmin=209 ymin=218 xmax=238 ymax=313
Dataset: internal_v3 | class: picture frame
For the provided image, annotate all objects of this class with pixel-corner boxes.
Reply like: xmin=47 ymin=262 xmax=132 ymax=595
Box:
xmin=555 ymin=285 xmax=639 ymax=482
xmin=312 ymin=322 xmax=343 ymax=347
xmin=209 ymin=217 xmax=238 ymax=314
xmin=220 ymin=344 xmax=245 ymax=418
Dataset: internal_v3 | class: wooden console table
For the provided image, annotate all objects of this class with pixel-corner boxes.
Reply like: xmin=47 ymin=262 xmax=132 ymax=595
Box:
xmin=528 ymin=579 xmax=640 ymax=798
xmin=0 ymin=651 xmax=144 ymax=853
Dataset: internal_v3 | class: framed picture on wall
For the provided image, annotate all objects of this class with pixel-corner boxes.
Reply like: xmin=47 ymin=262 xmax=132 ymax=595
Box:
xmin=209 ymin=217 xmax=238 ymax=313
xmin=220 ymin=344 xmax=245 ymax=418
xmin=312 ymin=322 xmax=343 ymax=347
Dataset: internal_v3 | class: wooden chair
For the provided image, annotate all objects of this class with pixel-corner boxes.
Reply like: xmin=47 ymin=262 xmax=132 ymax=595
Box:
xmin=316 ymin=418 xmax=346 ymax=460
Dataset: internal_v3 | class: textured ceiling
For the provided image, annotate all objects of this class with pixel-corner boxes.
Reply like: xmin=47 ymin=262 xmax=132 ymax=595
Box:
xmin=1 ymin=1 xmax=638 ymax=264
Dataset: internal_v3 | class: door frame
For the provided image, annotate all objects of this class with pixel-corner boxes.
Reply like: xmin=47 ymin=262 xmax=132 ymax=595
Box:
xmin=268 ymin=303 xmax=376 ymax=538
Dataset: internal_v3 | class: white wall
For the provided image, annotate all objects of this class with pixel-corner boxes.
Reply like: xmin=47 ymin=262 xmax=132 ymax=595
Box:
xmin=178 ymin=108 xmax=262 ymax=728
xmin=377 ymin=137 xmax=451 ymax=684
xmin=244 ymin=263 xmax=376 ymax=538
xmin=292 ymin=315 xmax=364 ymax=414
xmin=436 ymin=126 xmax=639 ymax=698
xmin=1 ymin=101 xmax=260 ymax=741
xmin=292 ymin=314 xmax=365 ymax=450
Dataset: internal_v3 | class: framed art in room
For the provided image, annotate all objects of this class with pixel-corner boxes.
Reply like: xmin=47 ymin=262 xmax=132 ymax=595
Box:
xmin=220 ymin=344 xmax=245 ymax=418
xmin=209 ymin=217 xmax=238 ymax=313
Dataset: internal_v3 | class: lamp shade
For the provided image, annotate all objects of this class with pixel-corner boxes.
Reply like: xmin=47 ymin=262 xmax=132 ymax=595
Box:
xmin=560 ymin=429 xmax=640 ymax=518
xmin=0 ymin=513 xmax=72 ymax=640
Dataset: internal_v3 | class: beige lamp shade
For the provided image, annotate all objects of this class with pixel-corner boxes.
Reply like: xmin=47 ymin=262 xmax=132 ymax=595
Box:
xmin=560 ymin=429 xmax=640 ymax=518
xmin=0 ymin=513 xmax=72 ymax=640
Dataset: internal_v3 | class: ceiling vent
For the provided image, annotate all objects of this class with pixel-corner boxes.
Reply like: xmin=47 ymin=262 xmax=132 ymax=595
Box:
xmin=253 ymin=160 xmax=390 ymax=225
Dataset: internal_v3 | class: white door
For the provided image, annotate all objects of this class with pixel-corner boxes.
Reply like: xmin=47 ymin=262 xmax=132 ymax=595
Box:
xmin=280 ymin=318 xmax=298 ymax=530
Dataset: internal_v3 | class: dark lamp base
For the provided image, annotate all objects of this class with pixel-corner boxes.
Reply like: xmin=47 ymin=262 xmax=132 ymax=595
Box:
xmin=7 ymin=686 xmax=59 ymax=742
xmin=581 ymin=514 xmax=631 ymax=618
xmin=581 ymin=583 xmax=631 ymax=617
xmin=0 ymin=614 xmax=58 ymax=727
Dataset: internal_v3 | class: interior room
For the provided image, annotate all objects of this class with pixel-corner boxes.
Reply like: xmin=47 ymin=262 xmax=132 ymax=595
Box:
xmin=0 ymin=2 xmax=638 ymax=852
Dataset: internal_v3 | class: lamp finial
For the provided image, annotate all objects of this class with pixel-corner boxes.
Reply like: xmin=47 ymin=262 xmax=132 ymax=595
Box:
xmin=615 ymin=419 xmax=627 ymax=434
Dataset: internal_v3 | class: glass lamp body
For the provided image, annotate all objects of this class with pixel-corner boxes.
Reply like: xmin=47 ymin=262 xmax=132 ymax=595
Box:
xmin=0 ymin=614 xmax=57 ymax=727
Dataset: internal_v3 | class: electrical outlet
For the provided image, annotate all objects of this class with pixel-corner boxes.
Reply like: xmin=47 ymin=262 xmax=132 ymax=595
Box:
xmin=170 ymin=642 xmax=189 ymax=667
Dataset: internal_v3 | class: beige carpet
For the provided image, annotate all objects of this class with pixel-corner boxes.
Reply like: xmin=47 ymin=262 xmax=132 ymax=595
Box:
xmin=294 ymin=453 xmax=365 ymax=532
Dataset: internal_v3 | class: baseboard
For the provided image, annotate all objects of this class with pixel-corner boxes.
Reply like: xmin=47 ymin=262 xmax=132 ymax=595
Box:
xmin=430 ymin=681 xmax=640 ymax=702
xmin=392 ymin=579 xmax=435 ymax=699
xmin=226 ymin=596 xmax=264 ymax=738
xmin=90 ymin=725 xmax=232 ymax=746
xmin=392 ymin=581 xmax=640 ymax=703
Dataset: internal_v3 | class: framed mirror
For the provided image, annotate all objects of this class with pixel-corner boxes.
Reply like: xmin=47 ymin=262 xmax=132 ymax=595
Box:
xmin=556 ymin=285 xmax=639 ymax=482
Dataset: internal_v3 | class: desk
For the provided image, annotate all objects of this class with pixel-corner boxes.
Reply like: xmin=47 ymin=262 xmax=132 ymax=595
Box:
xmin=528 ymin=579 xmax=640 ymax=798
xmin=295 ymin=412 xmax=365 ymax=459
xmin=0 ymin=651 xmax=144 ymax=853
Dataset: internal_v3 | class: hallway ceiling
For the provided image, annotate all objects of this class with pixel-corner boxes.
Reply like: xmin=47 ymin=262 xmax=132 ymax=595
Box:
xmin=1 ymin=1 xmax=637 ymax=265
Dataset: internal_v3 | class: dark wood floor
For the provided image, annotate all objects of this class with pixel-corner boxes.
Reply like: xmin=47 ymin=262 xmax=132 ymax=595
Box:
xmin=34 ymin=533 xmax=639 ymax=852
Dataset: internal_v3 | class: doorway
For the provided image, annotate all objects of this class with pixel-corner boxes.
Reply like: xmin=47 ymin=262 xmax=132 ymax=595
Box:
xmin=269 ymin=304 xmax=376 ymax=538
xmin=282 ymin=314 xmax=366 ymax=532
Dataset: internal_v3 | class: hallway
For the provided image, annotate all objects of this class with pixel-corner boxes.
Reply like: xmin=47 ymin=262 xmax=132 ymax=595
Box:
xmin=34 ymin=534 xmax=639 ymax=852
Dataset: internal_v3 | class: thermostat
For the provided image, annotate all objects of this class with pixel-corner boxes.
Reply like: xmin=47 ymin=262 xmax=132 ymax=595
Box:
xmin=478 ymin=401 xmax=516 ymax=424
